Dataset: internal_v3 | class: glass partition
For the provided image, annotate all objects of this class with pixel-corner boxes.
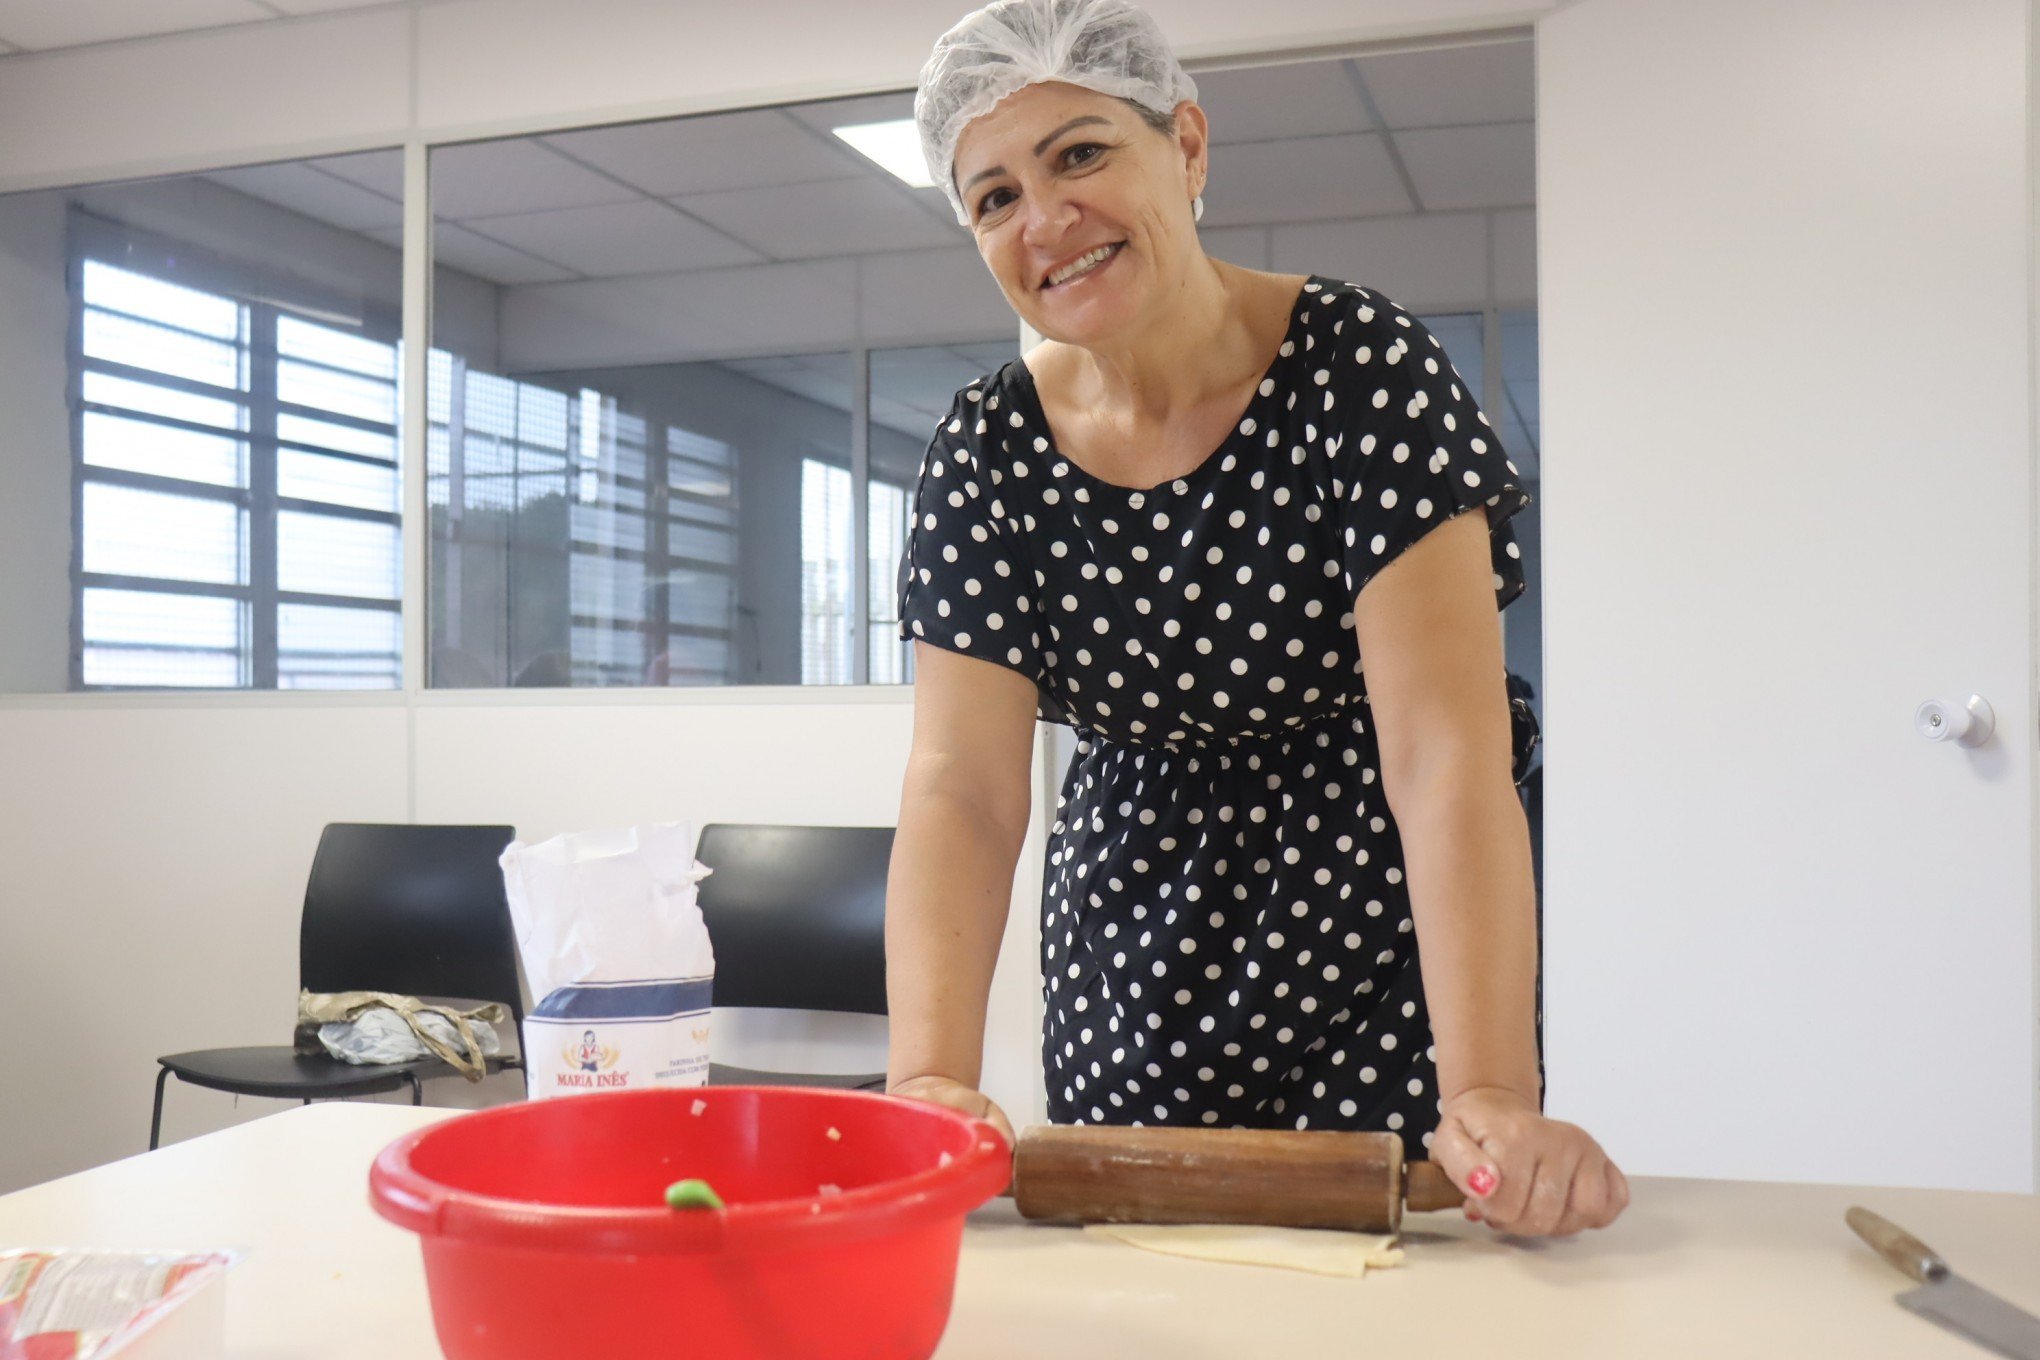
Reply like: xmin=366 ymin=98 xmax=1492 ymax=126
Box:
xmin=425 ymin=94 xmax=1017 ymax=687
xmin=0 ymin=150 xmax=406 ymax=691
xmin=0 ymin=42 xmax=1535 ymax=697
xmin=865 ymin=341 xmax=1021 ymax=686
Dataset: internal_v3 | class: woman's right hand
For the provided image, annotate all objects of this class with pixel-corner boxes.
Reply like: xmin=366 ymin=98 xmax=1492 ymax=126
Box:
xmin=890 ymin=1074 xmax=1016 ymax=1146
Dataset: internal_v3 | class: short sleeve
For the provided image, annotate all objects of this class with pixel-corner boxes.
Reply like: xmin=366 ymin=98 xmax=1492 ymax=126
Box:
xmin=1327 ymin=295 xmax=1532 ymax=611
xmin=896 ymin=382 xmax=1051 ymax=684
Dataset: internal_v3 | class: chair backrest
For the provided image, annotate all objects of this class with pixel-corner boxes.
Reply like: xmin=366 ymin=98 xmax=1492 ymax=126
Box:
xmin=299 ymin=823 xmax=524 ymax=1026
xmin=693 ymin=824 xmax=893 ymax=1016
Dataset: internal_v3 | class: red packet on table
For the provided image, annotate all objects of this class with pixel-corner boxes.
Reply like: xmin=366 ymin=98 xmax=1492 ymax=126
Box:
xmin=0 ymin=1250 xmax=240 ymax=1360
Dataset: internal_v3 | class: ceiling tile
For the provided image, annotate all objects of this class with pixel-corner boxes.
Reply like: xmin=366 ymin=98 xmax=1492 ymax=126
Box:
xmin=870 ymin=344 xmax=1013 ymax=443
xmin=1195 ymin=62 xmax=1373 ymax=144
xmin=783 ymin=90 xmax=917 ymax=138
xmin=434 ymin=223 xmax=580 ymax=285
xmin=1418 ymin=310 xmax=1488 ymax=394
xmin=498 ymin=260 xmax=862 ymax=371
xmin=871 ymin=343 xmax=1010 ymax=400
xmin=542 ymin=109 xmax=862 ymax=198
xmin=1269 ymin=212 xmax=1490 ymax=313
xmin=953 ymin=339 xmax=1021 ymax=373
xmin=1356 ymin=39 xmax=1534 ymax=130
xmin=1500 ymin=311 xmax=1539 ymax=376
xmin=369 ymin=222 xmax=578 ymax=286
xmin=675 ymin=177 xmax=964 ymax=260
xmin=870 ymin=394 xmax=942 ymax=445
xmin=310 ymin=147 xmax=405 ymax=199
xmin=0 ymin=0 xmax=271 ymax=49
xmin=906 ymin=184 xmax=960 ymax=224
xmin=1201 ymin=133 xmax=1410 ymax=228
xmin=856 ymin=248 xmax=1017 ymax=346
xmin=430 ymin=138 xmax=643 ymax=222
xmin=1500 ymin=312 xmax=1542 ymax=466
xmin=1197 ymin=225 xmax=1270 ymax=270
xmin=1395 ymin=123 xmax=1535 ymax=212
xmin=1494 ymin=409 xmax=1538 ymax=477
xmin=470 ymin=199 xmax=767 ymax=278
xmin=719 ymin=355 xmax=854 ymax=419
xmin=204 ymin=159 xmax=402 ymax=232
xmin=260 ymin=0 xmax=398 ymax=12
xmin=722 ymin=354 xmax=805 ymax=375
xmin=1493 ymin=207 xmax=1537 ymax=305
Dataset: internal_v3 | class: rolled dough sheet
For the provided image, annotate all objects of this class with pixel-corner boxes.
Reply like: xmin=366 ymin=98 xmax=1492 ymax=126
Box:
xmin=1081 ymin=1223 xmax=1406 ymax=1277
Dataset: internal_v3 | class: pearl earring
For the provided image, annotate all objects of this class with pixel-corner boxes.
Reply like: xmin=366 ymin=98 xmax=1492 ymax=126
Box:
xmin=1192 ymin=194 xmax=1204 ymax=223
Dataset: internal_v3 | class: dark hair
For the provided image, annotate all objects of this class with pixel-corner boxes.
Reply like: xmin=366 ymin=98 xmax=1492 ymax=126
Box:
xmin=1119 ymin=97 xmax=1180 ymax=137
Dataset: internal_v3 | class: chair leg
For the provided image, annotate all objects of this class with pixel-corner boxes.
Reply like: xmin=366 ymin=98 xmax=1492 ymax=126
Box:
xmin=149 ymin=1067 xmax=171 ymax=1152
xmin=403 ymin=1071 xmax=423 ymax=1106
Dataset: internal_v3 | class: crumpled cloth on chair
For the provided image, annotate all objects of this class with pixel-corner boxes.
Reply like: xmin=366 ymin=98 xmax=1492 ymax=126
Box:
xmin=296 ymin=989 xmax=505 ymax=1081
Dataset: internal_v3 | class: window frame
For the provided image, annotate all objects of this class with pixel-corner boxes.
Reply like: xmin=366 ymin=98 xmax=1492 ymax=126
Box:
xmin=67 ymin=208 xmax=404 ymax=691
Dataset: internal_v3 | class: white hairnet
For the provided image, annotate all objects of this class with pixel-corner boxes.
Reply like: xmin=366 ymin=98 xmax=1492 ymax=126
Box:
xmin=916 ymin=0 xmax=1199 ymax=226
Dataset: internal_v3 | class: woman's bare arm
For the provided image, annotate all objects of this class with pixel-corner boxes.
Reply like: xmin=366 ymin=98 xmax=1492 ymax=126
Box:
xmin=1355 ymin=508 xmax=1628 ymax=1234
xmin=885 ymin=641 xmax=1041 ymax=1127
xmin=1351 ymin=507 xmax=1542 ymax=1107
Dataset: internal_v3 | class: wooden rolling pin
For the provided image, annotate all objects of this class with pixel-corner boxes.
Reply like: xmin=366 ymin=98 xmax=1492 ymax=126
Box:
xmin=1007 ymin=1125 xmax=1464 ymax=1234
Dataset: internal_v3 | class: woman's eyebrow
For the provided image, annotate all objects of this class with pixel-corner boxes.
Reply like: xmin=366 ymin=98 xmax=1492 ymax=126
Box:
xmin=960 ymin=115 xmax=1114 ymax=193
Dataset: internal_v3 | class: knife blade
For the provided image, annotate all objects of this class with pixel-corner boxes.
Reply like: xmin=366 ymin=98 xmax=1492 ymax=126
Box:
xmin=1899 ymin=1275 xmax=2040 ymax=1360
xmin=1848 ymin=1205 xmax=2040 ymax=1360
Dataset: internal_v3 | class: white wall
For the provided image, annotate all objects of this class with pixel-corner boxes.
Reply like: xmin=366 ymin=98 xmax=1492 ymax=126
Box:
xmin=1537 ymin=0 xmax=2035 ymax=1192
xmin=0 ymin=699 xmax=414 ymax=1188
xmin=0 ymin=687 xmax=1056 ymax=1193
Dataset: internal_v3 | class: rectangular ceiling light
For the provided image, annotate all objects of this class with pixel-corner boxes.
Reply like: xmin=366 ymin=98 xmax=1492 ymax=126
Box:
xmin=832 ymin=119 xmax=935 ymax=188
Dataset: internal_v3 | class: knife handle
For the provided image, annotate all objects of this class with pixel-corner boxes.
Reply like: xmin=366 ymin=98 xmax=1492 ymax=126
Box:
xmin=1846 ymin=1206 xmax=1950 ymax=1283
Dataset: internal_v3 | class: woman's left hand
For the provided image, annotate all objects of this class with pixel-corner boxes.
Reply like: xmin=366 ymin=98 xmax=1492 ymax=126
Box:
xmin=1428 ymin=1086 xmax=1630 ymax=1237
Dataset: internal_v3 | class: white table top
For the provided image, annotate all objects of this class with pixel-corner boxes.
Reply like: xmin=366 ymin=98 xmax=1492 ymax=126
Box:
xmin=1 ymin=1103 xmax=2034 ymax=1359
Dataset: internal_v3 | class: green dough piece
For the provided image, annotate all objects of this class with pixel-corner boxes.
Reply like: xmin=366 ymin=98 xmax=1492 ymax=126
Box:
xmin=664 ymin=1178 xmax=725 ymax=1211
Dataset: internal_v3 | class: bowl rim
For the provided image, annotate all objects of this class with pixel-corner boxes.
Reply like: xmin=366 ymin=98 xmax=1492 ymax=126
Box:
xmin=368 ymin=1087 xmax=1011 ymax=1255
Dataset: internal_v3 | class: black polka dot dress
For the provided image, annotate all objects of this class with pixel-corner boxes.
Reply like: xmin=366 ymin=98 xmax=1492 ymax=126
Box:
xmin=897 ymin=276 xmax=1531 ymax=1162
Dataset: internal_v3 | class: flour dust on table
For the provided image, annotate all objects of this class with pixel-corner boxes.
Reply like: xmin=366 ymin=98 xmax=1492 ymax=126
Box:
xmin=898 ymin=276 xmax=1532 ymax=1162
xmin=1082 ymin=1222 xmax=1406 ymax=1277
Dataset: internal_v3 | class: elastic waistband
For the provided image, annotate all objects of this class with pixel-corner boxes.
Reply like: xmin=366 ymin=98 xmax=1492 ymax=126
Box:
xmin=1067 ymin=697 xmax=1368 ymax=757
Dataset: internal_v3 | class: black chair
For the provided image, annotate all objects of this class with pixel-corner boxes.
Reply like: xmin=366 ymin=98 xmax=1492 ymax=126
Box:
xmin=150 ymin=823 xmax=525 ymax=1150
xmin=694 ymin=823 xmax=893 ymax=1091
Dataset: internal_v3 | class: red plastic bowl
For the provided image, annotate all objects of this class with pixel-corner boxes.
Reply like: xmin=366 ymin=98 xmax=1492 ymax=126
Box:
xmin=369 ymin=1087 xmax=1011 ymax=1360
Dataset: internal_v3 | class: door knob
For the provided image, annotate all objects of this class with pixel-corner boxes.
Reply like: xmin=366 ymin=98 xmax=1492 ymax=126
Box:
xmin=1915 ymin=695 xmax=1993 ymax=748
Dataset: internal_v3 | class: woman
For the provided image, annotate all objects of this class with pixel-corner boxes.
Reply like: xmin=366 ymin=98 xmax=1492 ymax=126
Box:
xmin=886 ymin=0 xmax=1628 ymax=1239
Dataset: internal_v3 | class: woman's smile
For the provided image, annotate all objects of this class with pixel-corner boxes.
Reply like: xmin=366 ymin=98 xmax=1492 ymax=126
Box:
xmin=1042 ymin=240 xmax=1127 ymax=292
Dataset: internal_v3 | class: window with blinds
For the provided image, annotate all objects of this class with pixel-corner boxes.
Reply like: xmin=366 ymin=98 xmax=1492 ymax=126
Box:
xmin=426 ymin=353 xmax=737 ymax=687
xmin=74 ymin=254 xmax=402 ymax=689
xmin=866 ymin=478 xmax=912 ymax=684
xmin=797 ymin=462 xmax=912 ymax=686
xmin=657 ymin=425 xmax=739 ymax=685
xmin=800 ymin=457 xmax=855 ymax=685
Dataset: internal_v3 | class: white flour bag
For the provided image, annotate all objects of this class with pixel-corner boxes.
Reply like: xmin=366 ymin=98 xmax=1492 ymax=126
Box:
xmin=499 ymin=823 xmax=715 ymax=1099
